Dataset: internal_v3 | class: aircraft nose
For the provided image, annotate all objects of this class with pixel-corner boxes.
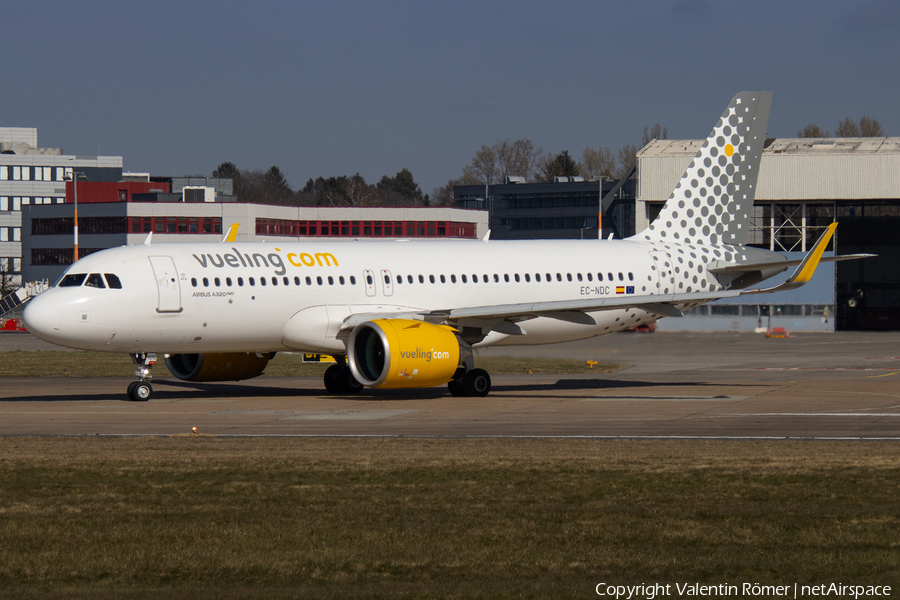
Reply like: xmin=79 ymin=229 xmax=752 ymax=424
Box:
xmin=22 ymin=292 xmax=62 ymax=343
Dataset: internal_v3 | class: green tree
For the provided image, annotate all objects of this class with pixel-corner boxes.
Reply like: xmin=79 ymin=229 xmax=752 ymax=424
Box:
xmin=539 ymin=150 xmax=581 ymax=182
xmin=211 ymin=162 xmax=239 ymax=179
xmin=378 ymin=169 xmax=426 ymax=206
xmin=303 ymin=176 xmax=348 ymax=206
xmin=263 ymin=166 xmax=294 ymax=205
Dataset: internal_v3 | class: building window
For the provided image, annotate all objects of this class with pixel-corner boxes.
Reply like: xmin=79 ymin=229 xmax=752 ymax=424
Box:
xmin=125 ymin=216 xmax=221 ymax=235
xmin=31 ymin=248 xmax=102 ymax=265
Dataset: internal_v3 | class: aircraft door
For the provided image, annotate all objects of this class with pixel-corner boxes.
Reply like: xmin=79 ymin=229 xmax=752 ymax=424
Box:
xmin=380 ymin=270 xmax=394 ymax=296
xmin=149 ymin=255 xmax=183 ymax=313
xmin=363 ymin=270 xmax=376 ymax=297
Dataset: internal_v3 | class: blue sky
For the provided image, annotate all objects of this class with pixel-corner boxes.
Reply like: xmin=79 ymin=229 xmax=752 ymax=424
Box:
xmin=3 ymin=0 xmax=898 ymax=195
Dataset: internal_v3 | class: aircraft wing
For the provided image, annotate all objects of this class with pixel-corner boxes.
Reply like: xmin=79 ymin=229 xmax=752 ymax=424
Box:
xmin=340 ymin=289 xmax=744 ymax=332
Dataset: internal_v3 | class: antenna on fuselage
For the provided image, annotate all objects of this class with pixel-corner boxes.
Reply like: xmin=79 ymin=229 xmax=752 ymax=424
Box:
xmin=482 ymin=229 xmax=491 ymax=242
xmin=144 ymin=232 xmax=153 ymax=246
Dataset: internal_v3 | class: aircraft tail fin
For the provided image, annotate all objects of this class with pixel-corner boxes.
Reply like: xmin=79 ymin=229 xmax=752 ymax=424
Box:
xmin=640 ymin=91 xmax=772 ymax=246
xmin=222 ymin=223 xmax=239 ymax=243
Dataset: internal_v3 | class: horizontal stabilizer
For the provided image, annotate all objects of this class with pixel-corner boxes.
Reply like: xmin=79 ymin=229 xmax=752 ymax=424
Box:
xmin=709 ymin=253 xmax=875 ymax=275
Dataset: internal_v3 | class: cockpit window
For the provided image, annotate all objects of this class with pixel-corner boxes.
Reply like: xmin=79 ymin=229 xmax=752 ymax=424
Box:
xmin=59 ymin=273 xmax=87 ymax=287
xmin=105 ymin=274 xmax=122 ymax=289
xmin=85 ymin=273 xmax=106 ymax=288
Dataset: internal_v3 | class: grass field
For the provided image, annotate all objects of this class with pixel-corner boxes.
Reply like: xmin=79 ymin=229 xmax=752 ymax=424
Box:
xmin=0 ymin=350 xmax=621 ymax=378
xmin=0 ymin=437 xmax=897 ymax=599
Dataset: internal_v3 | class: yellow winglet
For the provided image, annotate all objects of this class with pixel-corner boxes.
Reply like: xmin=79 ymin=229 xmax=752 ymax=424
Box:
xmin=743 ymin=222 xmax=837 ymax=295
xmin=222 ymin=223 xmax=239 ymax=243
xmin=791 ymin=221 xmax=837 ymax=284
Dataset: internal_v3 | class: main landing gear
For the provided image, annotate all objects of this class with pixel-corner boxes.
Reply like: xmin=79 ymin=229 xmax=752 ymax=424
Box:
xmin=447 ymin=367 xmax=491 ymax=397
xmin=323 ymin=356 xmax=363 ymax=394
xmin=127 ymin=353 xmax=157 ymax=401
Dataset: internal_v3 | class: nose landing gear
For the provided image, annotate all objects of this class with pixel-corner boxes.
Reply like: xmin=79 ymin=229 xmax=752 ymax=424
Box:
xmin=128 ymin=353 xmax=157 ymax=401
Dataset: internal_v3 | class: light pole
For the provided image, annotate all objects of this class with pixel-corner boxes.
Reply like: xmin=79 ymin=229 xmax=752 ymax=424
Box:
xmin=64 ymin=172 xmax=88 ymax=261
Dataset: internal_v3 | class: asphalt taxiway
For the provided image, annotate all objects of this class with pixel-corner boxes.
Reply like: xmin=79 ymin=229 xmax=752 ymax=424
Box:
xmin=1 ymin=331 xmax=899 ymax=439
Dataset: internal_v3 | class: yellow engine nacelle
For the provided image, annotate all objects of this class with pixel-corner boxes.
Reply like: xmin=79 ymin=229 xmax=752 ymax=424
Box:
xmin=347 ymin=319 xmax=461 ymax=389
xmin=164 ymin=352 xmax=273 ymax=382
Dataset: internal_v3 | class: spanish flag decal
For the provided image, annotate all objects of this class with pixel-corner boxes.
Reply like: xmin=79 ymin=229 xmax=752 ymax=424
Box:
xmin=616 ymin=286 xmax=625 ymax=294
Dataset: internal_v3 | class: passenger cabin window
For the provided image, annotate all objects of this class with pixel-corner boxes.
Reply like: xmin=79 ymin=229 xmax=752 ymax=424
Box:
xmin=85 ymin=273 xmax=106 ymax=288
xmin=104 ymin=274 xmax=122 ymax=289
xmin=59 ymin=273 xmax=87 ymax=287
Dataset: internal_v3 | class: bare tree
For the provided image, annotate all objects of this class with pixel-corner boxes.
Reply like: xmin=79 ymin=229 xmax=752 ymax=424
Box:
xmin=495 ymin=138 xmax=543 ymax=181
xmin=641 ymin=123 xmax=668 ymax=147
xmin=836 ymin=117 xmax=861 ymax=137
xmin=343 ymin=173 xmax=379 ymax=207
xmin=432 ymin=178 xmax=462 ymax=207
xmin=858 ymin=116 xmax=885 ymax=137
xmin=798 ymin=123 xmax=830 ymax=137
xmin=461 ymin=144 xmax=498 ymax=185
xmin=838 ymin=116 xmax=885 ymax=137
xmin=461 ymin=138 xmax=543 ymax=184
xmin=615 ymin=144 xmax=639 ymax=179
xmin=1 ymin=270 xmax=17 ymax=298
xmin=580 ymin=146 xmax=616 ymax=180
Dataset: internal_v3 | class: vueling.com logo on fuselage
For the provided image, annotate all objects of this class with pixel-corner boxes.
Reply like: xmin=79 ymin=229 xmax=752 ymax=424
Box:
xmin=399 ymin=347 xmax=451 ymax=362
xmin=191 ymin=247 xmax=338 ymax=276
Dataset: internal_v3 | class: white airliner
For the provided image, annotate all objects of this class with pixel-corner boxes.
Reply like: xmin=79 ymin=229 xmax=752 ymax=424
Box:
xmin=20 ymin=92 xmax=869 ymax=401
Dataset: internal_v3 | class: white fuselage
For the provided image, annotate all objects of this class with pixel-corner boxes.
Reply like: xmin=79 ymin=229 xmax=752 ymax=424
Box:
xmin=24 ymin=236 xmax=739 ymax=355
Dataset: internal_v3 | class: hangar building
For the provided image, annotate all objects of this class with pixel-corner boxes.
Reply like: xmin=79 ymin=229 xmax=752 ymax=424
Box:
xmin=637 ymin=137 xmax=900 ymax=331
